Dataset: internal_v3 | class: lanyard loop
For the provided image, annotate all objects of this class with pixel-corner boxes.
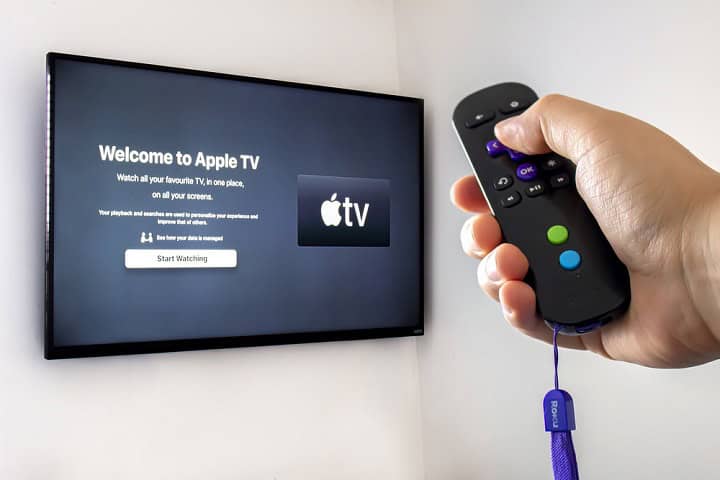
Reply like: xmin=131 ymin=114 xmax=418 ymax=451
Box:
xmin=554 ymin=324 xmax=560 ymax=390
xmin=543 ymin=323 xmax=580 ymax=480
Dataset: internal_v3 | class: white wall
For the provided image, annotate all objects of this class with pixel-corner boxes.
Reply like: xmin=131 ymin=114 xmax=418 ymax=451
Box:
xmin=0 ymin=1 xmax=424 ymax=479
xmin=394 ymin=0 xmax=720 ymax=479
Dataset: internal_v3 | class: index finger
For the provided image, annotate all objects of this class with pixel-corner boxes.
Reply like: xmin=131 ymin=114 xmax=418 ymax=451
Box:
xmin=450 ymin=175 xmax=490 ymax=213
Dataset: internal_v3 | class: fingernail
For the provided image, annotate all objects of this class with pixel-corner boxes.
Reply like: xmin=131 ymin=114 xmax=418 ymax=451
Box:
xmin=462 ymin=218 xmax=472 ymax=236
xmin=461 ymin=218 xmax=473 ymax=247
xmin=494 ymin=117 xmax=520 ymax=140
xmin=467 ymin=218 xmax=485 ymax=257
xmin=462 ymin=219 xmax=484 ymax=257
xmin=485 ymin=250 xmax=501 ymax=282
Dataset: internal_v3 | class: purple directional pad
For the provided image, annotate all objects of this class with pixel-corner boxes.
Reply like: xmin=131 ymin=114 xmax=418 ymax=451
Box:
xmin=485 ymin=138 xmax=526 ymax=161
xmin=485 ymin=139 xmax=505 ymax=157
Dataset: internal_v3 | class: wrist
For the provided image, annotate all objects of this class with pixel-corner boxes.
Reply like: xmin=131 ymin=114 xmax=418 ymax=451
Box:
xmin=681 ymin=180 xmax=720 ymax=355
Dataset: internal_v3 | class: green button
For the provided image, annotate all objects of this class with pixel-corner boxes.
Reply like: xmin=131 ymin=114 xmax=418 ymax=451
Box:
xmin=547 ymin=225 xmax=568 ymax=245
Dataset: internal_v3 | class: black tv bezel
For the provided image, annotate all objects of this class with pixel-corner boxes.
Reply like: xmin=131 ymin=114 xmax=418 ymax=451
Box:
xmin=45 ymin=52 xmax=424 ymax=360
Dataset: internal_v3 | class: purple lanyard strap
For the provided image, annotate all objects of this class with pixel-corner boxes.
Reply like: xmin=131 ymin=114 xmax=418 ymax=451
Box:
xmin=543 ymin=324 xmax=580 ymax=480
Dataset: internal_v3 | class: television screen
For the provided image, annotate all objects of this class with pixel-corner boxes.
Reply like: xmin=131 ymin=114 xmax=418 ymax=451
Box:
xmin=45 ymin=53 xmax=423 ymax=359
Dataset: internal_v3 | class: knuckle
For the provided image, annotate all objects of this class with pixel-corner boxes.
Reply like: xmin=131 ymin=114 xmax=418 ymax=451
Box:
xmin=534 ymin=93 xmax=567 ymax=111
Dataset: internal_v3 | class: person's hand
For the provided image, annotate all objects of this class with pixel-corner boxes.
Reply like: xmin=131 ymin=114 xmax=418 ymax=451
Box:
xmin=451 ymin=94 xmax=720 ymax=367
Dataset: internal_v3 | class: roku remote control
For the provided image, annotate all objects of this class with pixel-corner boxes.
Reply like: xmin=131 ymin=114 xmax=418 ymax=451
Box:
xmin=452 ymin=83 xmax=630 ymax=333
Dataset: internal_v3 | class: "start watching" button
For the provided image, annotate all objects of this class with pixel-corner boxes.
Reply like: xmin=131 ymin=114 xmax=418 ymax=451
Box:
xmin=124 ymin=249 xmax=237 ymax=269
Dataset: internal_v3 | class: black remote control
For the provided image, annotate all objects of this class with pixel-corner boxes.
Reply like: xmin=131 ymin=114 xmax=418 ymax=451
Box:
xmin=452 ymin=83 xmax=630 ymax=333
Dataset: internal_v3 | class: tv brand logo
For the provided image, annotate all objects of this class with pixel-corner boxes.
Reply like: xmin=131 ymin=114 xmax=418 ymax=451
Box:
xmin=298 ymin=175 xmax=389 ymax=247
xmin=321 ymin=193 xmax=369 ymax=228
xmin=550 ymin=400 xmax=559 ymax=429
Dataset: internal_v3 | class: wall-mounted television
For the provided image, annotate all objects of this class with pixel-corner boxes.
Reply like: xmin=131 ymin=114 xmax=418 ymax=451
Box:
xmin=45 ymin=53 xmax=423 ymax=359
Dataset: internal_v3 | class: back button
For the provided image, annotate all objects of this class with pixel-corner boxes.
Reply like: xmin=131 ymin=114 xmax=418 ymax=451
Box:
xmin=493 ymin=175 xmax=514 ymax=190
xmin=465 ymin=111 xmax=495 ymax=128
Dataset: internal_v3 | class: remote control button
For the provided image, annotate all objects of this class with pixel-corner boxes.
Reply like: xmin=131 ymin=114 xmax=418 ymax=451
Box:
xmin=500 ymin=191 xmax=521 ymax=208
xmin=499 ymin=99 xmax=530 ymax=114
xmin=525 ymin=181 xmax=545 ymax=197
xmin=486 ymin=139 xmax=505 ymax=157
xmin=547 ymin=225 xmax=568 ymax=245
xmin=516 ymin=163 xmax=538 ymax=181
xmin=541 ymin=157 xmax=562 ymax=171
xmin=493 ymin=175 xmax=513 ymax=190
xmin=485 ymin=138 xmax=527 ymax=161
xmin=550 ymin=173 xmax=571 ymax=188
xmin=465 ymin=111 xmax=495 ymax=128
xmin=559 ymin=250 xmax=581 ymax=271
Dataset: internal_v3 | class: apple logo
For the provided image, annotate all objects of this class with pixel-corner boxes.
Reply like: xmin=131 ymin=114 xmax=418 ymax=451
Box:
xmin=321 ymin=193 xmax=342 ymax=227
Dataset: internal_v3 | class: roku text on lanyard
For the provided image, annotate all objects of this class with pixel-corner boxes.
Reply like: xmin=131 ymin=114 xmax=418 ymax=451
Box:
xmin=543 ymin=324 xmax=580 ymax=480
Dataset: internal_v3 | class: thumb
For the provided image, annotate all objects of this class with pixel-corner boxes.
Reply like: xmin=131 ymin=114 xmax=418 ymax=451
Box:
xmin=494 ymin=94 xmax=616 ymax=163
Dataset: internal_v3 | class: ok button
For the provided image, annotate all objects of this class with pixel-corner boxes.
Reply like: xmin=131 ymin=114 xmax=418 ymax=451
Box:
xmin=516 ymin=162 xmax=538 ymax=181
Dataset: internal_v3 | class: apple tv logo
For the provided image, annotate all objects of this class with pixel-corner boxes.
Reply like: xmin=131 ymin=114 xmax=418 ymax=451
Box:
xmin=321 ymin=193 xmax=369 ymax=228
xmin=298 ymin=175 xmax=389 ymax=246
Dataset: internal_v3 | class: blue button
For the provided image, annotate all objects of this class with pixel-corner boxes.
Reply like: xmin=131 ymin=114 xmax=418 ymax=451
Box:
xmin=559 ymin=250 xmax=581 ymax=271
